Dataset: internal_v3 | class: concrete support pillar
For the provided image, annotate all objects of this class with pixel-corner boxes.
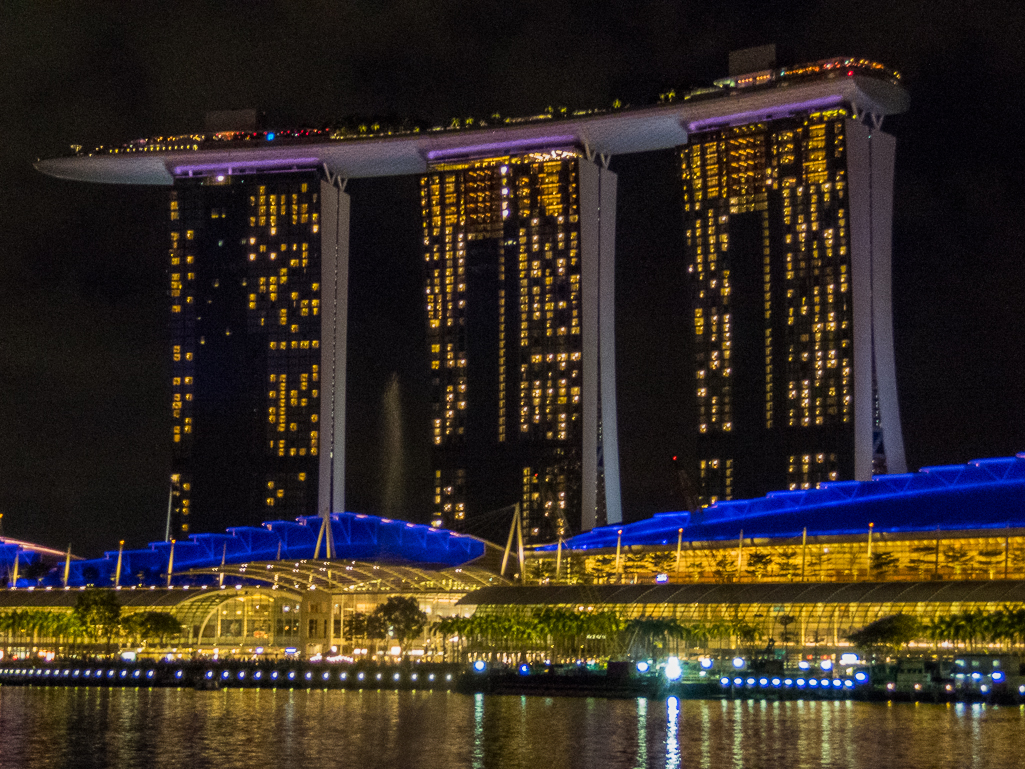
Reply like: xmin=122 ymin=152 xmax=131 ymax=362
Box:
xmin=318 ymin=180 xmax=350 ymax=514
xmin=579 ymin=159 xmax=622 ymax=530
xmin=846 ymin=119 xmax=906 ymax=480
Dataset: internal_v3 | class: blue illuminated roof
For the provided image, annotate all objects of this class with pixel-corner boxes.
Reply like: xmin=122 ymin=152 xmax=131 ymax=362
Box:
xmin=546 ymin=454 xmax=1025 ymax=551
xmin=17 ymin=513 xmax=485 ymax=589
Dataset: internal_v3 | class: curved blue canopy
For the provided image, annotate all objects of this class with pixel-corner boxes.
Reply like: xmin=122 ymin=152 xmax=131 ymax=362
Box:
xmin=543 ymin=454 xmax=1025 ymax=551
xmin=18 ymin=513 xmax=485 ymax=588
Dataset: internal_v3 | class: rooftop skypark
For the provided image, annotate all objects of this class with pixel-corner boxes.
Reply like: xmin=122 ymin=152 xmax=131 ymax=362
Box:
xmin=37 ymin=57 xmax=906 ymax=185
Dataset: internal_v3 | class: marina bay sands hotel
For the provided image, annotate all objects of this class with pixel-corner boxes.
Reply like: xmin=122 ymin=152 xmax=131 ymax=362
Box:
xmin=37 ymin=50 xmax=909 ymax=545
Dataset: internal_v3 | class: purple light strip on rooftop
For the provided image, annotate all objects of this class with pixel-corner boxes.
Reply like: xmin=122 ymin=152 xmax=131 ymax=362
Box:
xmin=425 ymin=135 xmax=578 ymax=161
xmin=686 ymin=95 xmax=844 ymax=132
xmin=171 ymin=156 xmax=321 ymax=176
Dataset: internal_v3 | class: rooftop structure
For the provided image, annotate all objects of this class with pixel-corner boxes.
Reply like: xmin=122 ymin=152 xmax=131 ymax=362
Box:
xmin=36 ymin=58 xmax=906 ymax=185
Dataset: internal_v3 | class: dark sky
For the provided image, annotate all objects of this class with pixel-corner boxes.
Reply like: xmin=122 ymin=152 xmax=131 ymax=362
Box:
xmin=1 ymin=1 xmax=1023 ymax=555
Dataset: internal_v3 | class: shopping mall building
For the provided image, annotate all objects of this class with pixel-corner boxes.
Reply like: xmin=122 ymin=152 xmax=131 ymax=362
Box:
xmin=2 ymin=454 xmax=1024 ymax=657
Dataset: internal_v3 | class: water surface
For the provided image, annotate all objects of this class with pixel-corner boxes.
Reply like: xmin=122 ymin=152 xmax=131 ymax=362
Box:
xmin=1 ymin=687 xmax=1022 ymax=768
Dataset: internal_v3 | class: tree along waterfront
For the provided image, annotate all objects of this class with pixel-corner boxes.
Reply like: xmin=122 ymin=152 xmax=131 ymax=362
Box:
xmin=0 ymin=590 xmax=181 ymax=658
xmin=6 ymin=597 xmax=1025 ymax=664
xmin=846 ymin=609 xmax=1025 ymax=653
xmin=430 ymin=606 xmax=1025 ymax=663
xmin=430 ymin=608 xmax=765 ymax=662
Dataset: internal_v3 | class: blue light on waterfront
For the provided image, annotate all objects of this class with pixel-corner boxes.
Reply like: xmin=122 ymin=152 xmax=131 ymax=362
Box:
xmin=664 ymin=657 xmax=683 ymax=681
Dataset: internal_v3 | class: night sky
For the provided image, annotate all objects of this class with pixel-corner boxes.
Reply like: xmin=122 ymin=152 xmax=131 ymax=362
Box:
xmin=1 ymin=1 xmax=1022 ymax=556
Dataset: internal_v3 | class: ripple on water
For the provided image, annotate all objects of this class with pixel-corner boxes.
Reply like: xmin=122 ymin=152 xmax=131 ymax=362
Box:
xmin=0 ymin=688 xmax=1022 ymax=769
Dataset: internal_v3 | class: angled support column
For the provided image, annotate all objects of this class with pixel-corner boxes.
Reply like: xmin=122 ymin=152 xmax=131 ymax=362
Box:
xmin=580 ymin=159 xmax=622 ymax=530
xmin=868 ymin=131 xmax=906 ymax=473
xmin=846 ymin=119 xmax=906 ymax=479
xmin=318 ymin=177 xmax=350 ymax=515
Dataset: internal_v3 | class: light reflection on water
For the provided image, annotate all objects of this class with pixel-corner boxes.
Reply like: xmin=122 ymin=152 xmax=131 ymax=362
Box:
xmin=665 ymin=696 xmax=679 ymax=769
xmin=635 ymin=697 xmax=647 ymax=769
xmin=0 ymin=687 xmax=1023 ymax=769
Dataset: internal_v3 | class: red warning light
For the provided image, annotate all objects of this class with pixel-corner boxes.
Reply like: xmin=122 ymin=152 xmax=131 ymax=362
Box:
xmin=847 ymin=70 xmax=854 ymax=76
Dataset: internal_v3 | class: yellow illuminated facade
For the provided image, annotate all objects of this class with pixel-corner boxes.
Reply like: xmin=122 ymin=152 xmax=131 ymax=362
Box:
xmin=526 ymin=530 xmax=1025 ymax=587
xmin=421 ymin=151 xmax=585 ymax=541
xmin=169 ymin=173 xmax=324 ymax=534
xmin=682 ymin=111 xmax=858 ymax=504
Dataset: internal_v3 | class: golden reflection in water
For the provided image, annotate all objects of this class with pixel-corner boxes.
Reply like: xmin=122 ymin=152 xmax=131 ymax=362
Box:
xmin=1 ymin=688 xmax=1024 ymax=768
xmin=634 ymin=697 xmax=647 ymax=769
xmin=472 ymin=692 xmax=484 ymax=769
xmin=665 ymin=696 xmax=680 ymax=769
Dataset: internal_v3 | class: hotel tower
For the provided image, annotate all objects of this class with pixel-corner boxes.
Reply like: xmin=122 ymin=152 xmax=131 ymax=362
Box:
xmin=166 ymin=155 xmax=350 ymax=537
xmin=679 ymin=49 xmax=907 ymax=505
xmin=420 ymin=151 xmax=620 ymax=542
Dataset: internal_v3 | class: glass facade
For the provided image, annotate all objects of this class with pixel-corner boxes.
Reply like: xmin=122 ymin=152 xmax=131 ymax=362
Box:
xmin=169 ymin=172 xmax=324 ymax=535
xmin=421 ymin=151 xmax=587 ymax=542
xmin=528 ymin=531 xmax=1025 ymax=586
xmin=681 ymin=111 xmax=870 ymax=505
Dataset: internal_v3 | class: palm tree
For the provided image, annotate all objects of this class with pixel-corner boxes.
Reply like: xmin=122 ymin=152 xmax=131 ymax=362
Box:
xmin=1005 ymin=608 xmax=1025 ymax=650
xmin=704 ymin=616 xmax=734 ymax=653
xmin=746 ymin=551 xmax=775 ymax=581
xmin=431 ymin=616 xmax=459 ymax=662
xmin=942 ymin=545 xmax=974 ymax=579
xmin=776 ymin=548 xmax=799 ymax=580
xmin=776 ymin=614 xmax=798 ymax=647
xmin=732 ymin=619 xmax=763 ymax=654
xmin=625 ymin=617 xmax=686 ymax=659
xmin=0 ymin=611 xmax=15 ymax=656
xmin=681 ymin=621 xmax=711 ymax=650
